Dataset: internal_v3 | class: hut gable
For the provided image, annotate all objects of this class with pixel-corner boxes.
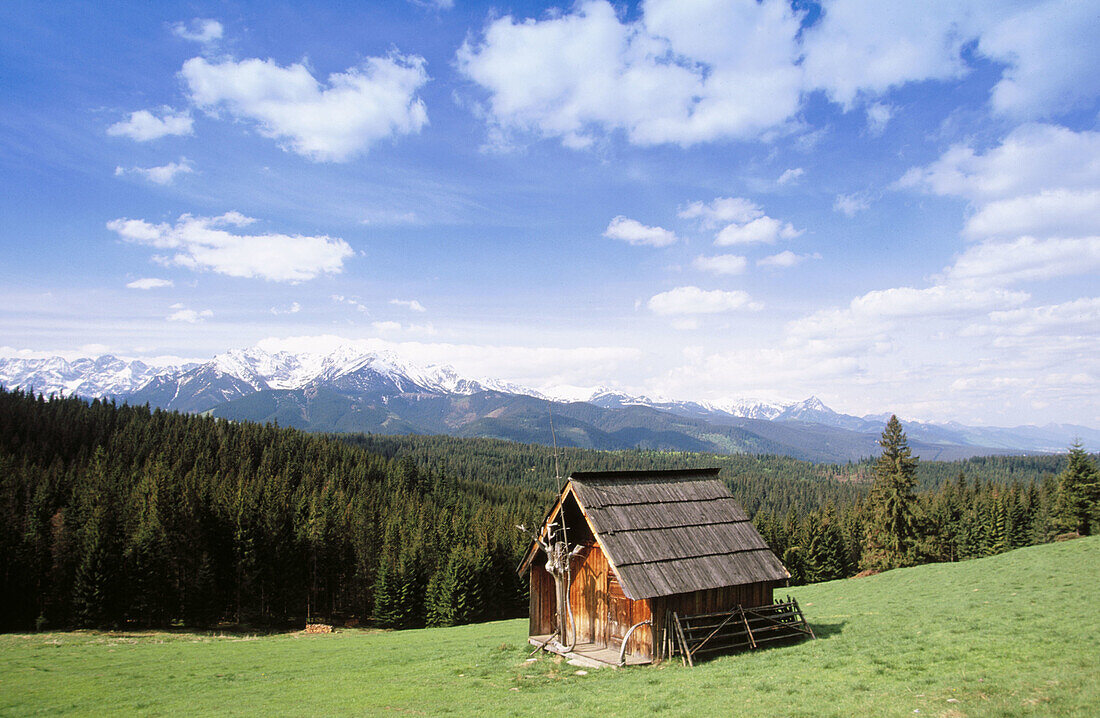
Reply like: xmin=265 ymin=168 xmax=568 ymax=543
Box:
xmin=524 ymin=468 xmax=790 ymax=600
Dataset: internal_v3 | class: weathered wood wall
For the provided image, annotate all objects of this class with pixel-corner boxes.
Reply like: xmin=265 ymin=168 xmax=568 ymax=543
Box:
xmin=528 ymin=562 xmax=556 ymax=637
xmin=565 ymin=544 xmax=653 ymax=658
xmin=566 ymin=543 xmax=605 ymax=644
xmin=529 ymin=549 xmax=778 ymax=661
xmin=650 ymin=580 xmax=778 ymax=657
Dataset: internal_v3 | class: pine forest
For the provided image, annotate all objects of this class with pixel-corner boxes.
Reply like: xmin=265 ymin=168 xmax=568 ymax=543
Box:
xmin=0 ymin=388 xmax=1095 ymax=632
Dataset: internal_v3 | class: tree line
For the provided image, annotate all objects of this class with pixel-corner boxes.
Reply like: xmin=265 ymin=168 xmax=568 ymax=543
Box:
xmin=1 ymin=389 xmax=1095 ymax=632
xmin=0 ymin=388 xmax=541 ymax=631
xmin=755 ymin=416 xmax=1099 ymax=584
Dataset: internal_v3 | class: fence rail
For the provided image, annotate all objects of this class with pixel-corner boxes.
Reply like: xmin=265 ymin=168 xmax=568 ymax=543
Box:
xmin=666 ymin=596 xmax=815 ymax=667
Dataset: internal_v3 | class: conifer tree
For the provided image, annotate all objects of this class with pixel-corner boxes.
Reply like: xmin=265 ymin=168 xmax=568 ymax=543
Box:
xmin=1054 ymin=441 xmax=1099 ymax=535
xmin=862 ymin=415 xmax=918 ymax=571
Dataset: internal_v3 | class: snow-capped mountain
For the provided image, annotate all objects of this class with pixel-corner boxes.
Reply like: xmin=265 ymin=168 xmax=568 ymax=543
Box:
xmin=3 ymin=344 xmax=1097 ymax=456
xmin=0 ymin=355 xmax=169 ymax=399
xmin=116 ymin=346 xmax=547 ymax=413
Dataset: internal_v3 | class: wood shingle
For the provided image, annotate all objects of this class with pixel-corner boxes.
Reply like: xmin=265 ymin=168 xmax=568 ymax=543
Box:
xmin=568 ymin=469 xmax=789 ymax=599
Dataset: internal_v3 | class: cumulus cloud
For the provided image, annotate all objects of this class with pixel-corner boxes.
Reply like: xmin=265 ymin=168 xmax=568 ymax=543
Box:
xmin=903 ymin=124 xmax=1100 ymax=288
xmin=270 ymin=302 xmax=302 ymax=315
xmin=126 ymin=278 xmax=173 ymax=290
xmin=777 ymin=168 xmax=804 ymax=186
xmin=801 ymin=1 xmax=979 ymax=109
xmin=114 ymin=158 xmax=193 ymax=185
xmin=865 ymin=103 xmax=893 ymax=135
xmin=898 ymin=124 xmax=1100 ymax=203
xmin=181 ymin=53 xmax=429 ymax=162
xmin=107 ymin=212 xmax=354 ymax=282
xmin=603 ymin=216 xmax=678 ymax=247
xmin=963 ymin=189 xmax=1100 ymax=241
xmin=457 ymin=0 xmax=803 ymax=148
xmin=458 ymin=1 xmax=1098 ymax=148
xmin=978 ymin=0 xmax=1100 ymax=119
xmin=758 ymin=250 xmax=820 ymax=268
xmin=714 ymin=215 xmax=802 ymax=245
xmin=833 ymin=192 xmax=871 ymax=217
xmin=678 ymin=197 xmax=763 ymax=227
xmin=693 ymin=254 xmax=747 ymax=275
xmin=390 ymin=298 xmax=427 ymax=312
xmin=944 ymin=236 xmax=1100 ymax=286
xmin=167 ymin=305 xmax=213 ymax=323
xmin=107 ymin=108 xmax=193 ymax=141
xmin=964 ymin=297 xmax=1100 ymax=338
xmin=332 ymin=295 xmax=369 ymax=313
xmin=648 ymin=286 xmax=762 ymax=315
xmin=172 ymin=18 xmax=223 ymax=44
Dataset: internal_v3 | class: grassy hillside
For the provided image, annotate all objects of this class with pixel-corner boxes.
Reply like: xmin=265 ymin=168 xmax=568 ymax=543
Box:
xmin=3 ymin=537 xmax=1097 ymax=717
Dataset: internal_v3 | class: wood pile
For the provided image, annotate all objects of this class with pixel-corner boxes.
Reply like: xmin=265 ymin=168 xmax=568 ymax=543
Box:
xmin=305 ymin=623 xmax=334 ymax=634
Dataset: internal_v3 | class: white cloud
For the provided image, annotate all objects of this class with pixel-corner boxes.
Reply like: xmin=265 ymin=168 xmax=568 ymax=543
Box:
xmin=332 ymin=295 xmax=369 ymax=313
xmin=648 ymin=286 xmax=762 ymax=315
xmin=714 ymin=215 xmax=801 ymax=245
xmin=902 ymin=123 xmax=1100 ymax=288
xmin=978 ymin=0 xmax=1100 ymax=119
xmin=944 ymin=235 xmax=1100 ymax=286
xmin=776 ymin=168 xmax=804 ymax=186
xmin=898 ymin=124 xmax=1100 ymax=203
xmin=865 ymin=102 xmax=893 ymax=135
xmin=603 ymin=216 xmax=678 ymax=247
xmin=270 ymin=302 xmax=302 ymax=315
xmin=842 ymin=285 xmax=1029 ymax=321
xmin=965 ymin=297 xmax=1100 ymax=338
xmin=390 ymin=298 xmax=427 ymax=312
xmin=833 ymin=192 xmax=871 ymax=217
xmin=372 ymin=321 xmax=402 ymax=333
xmin=181 ymin=53 xmax=429 ymax=162
xmin=107 ymin=108 xmax=193 ymax=141
xmin=126 ymin=278 xmax=173 ymax=290
xmin=167 ymin=307 xmax=213 ymax=323
xmin=114 ymin=158 xmax=193 ymax=185
xmin=693 ymin=254 xmax=747 ymax=275
xmin=801 ymin=1 xmax=977 ymax=109
xmin=457 ymin=0 xmax=803 ymax=148
xmin=678 ymin=197 xmax=763 ymax=227
xmin=459 ymin=1 xmax=1098 ymax=148
xmin=107 ymin=212 xmax=354 ymax=282
xmin=172 ymin=18 xmax=223 ymax=44
xmin=758 ymin=250 xmax=820 ymax=268
xmin=963 ymin=189 xmax=1100 ymax=241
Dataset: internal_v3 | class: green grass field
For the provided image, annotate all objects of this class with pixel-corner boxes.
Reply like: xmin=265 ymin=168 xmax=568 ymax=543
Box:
xmin=3 ymin=536 xmax=1097 ymax=717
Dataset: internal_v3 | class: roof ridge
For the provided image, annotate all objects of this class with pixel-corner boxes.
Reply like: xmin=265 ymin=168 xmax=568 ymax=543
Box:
xmin=569 ymin=468 xmax=721 ymax=481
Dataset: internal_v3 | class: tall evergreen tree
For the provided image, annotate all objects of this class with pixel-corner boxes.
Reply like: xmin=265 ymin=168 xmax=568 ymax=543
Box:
xmin=862 ymin=416 xmax=919 ymax=571
xmin=1053 ymin=441 xmax=1099 ymax=535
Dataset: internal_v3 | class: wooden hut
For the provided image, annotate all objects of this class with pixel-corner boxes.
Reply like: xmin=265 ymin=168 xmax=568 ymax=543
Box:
xmin=519 ymin=468 xmax=796 ymax=666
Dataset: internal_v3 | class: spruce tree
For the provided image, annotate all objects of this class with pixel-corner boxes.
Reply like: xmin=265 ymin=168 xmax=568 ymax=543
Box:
xmin=1054 ymin=441 xmax=1099 ymax=535
xmin=862 ymin=415 xmax=919 ymax=571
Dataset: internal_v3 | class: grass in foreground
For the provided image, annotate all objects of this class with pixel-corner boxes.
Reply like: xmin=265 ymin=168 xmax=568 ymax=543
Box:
xmin=2 ymin=536 xmax=1097 ymax=717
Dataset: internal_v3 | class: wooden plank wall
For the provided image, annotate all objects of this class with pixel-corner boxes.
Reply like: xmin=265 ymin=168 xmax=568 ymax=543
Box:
xmin=650 ymin=581 xmax=776 ymax=657
xmin=567 ymin=544 xmax=607 ymax=644
xmin=528 ymin=564 xmax=556 ymax=636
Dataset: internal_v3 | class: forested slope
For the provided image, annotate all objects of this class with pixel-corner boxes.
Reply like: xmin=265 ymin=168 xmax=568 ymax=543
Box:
xmin=0 ymin=389 xmax=540 ymax=631
xmin=0 ymin=389 xmax=1081 ymax=632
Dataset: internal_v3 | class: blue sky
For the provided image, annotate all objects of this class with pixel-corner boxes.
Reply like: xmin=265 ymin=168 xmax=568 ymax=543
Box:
xmin=1 ymin=0 xmax=1098 ymax=426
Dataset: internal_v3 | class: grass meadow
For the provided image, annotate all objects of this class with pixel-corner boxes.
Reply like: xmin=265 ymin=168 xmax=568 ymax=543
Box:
xmin=2 ymin=536 xmax=1097 ymax=717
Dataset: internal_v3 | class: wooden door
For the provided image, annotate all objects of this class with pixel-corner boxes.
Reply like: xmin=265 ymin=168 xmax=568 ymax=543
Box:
xmin=607 ymin=573 xmax=630 ymax=648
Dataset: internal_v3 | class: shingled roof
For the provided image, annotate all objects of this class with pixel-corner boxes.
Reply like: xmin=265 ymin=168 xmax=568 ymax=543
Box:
xmin=526 ymin=468 xmax=790 ymax=600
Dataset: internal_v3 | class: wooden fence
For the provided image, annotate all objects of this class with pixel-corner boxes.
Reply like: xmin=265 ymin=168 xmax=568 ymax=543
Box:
xmin=664 ymin=596 xmax=814 ymax=667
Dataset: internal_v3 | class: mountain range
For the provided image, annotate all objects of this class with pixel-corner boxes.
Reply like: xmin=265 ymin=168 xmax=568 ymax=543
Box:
xmin=2 ymin=346 xmax=1096 ymax=463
